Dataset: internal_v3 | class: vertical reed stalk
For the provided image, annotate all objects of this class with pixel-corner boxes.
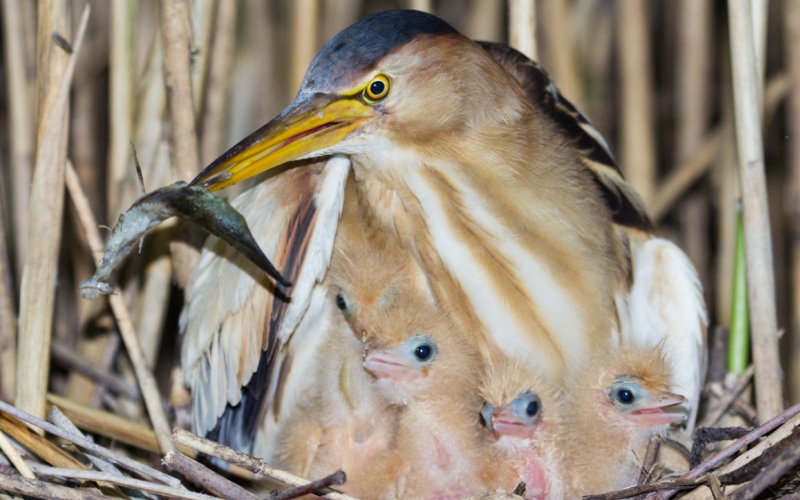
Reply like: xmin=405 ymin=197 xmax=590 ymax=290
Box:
xmin=509 ymin=0 xmax=537 ymax=61
xmin=16 ymin=2 xmax=84 ymax=421
xmin=786 ymin=0 xmax=800 ymax=404
xmin=617 ymin=1 xmax=656 ymax=209
xmin=727 ymin=0 xmax=783 ymax=420
xmin=1 ymin=0 xmax=34 ymax=276
xmin=540 ymin=0 xmax=582 ymax=106
xmin=290 ymin=0 xmax=320 ymax=98
xmin=108 ymin=0 xmax=134 ymax=218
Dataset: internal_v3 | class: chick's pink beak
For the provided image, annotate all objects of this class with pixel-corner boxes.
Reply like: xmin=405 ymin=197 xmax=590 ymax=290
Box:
xmin=629 ymin=391 xmax=688 ymax=426
xmin=363 ymin=349 xmax=420 ymax=380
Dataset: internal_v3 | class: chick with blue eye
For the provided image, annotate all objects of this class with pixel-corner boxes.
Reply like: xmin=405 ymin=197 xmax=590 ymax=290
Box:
xmin=356 ymin=296 xmax=487 ymax=499
xmin=478 ymin=359 xmax=566 ymax=499
xmin=562 ymin=345 xmax=687 ymax=495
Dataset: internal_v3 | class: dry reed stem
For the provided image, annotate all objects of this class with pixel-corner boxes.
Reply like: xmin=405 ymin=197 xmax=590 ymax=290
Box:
xmin=162 ymin=0 xmax=201 ymax=291
xmin=163 ymin=451 xmax=261 ymax=500
xmin=540 ymin=0 xmax=582 ymax=107
xmin=16 ymin=2 xmax=85 ymax=422
xmin=0 ymin=205 xmax=15 ymax=402
xmin=788 ymin=0 xmax=800 ymax=405
xmin=0 ymin=428 xmax=35 ymax=479
xmin=190 ymin=0 xmax=216 ymax=116
xmin=107 ymin=0 xmax=134 ymax=218
xmin=408 ymin=0 xmax=432 ymax=13
xmin=1 ymin=0 xmax=34 ymax=275
xmin=50 ymin=341 xmax=140 ymax=400
xmin=65 ymin=162 xmax=174 ymax=454
xmin=290 ymin=0 xmax=320 ymax=97
xmin=172 ymin=428 xmax=357 ymax=500
xmin=0 ymin=470 xmax=107 ymax=500
xmin=727 ymin=0 xmax=783 ymax=421
xmin=199 ymin=0 xmax=238 ymax=165
xmin=322 ymin=0 xmax=362 ymax=42
xmin=0 ymin=413 xmax=86 ymax=470
xmin=28 ymin=463 xmax=217 ymax=500
xmin=466 ymin=0 xmax=503 ymax=43
xmin=508 ymin=0 xmax=537 ymax=62
xmin=617 ymin=1 xmax=656 ymax=209
xmin=0 ymin=400 xmax=180 ymax=488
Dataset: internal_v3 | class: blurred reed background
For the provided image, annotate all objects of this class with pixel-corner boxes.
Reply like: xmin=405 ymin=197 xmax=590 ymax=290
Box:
xmin=0 ymin=0 xmax=798 ymax=468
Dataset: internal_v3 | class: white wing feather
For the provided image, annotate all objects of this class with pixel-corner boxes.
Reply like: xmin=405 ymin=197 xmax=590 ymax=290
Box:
xmin=180 ymin=155 xmax=350 ymax=438
xmin=622 ymin=237 xmax=708 ymax=432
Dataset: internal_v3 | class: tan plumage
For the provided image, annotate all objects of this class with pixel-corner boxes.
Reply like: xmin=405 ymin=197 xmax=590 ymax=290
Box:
xmin=178 ymin=9 xmax=707 ymax=483
xmin=562 ymin=345 xmax=687 ymax=495
xmin=478 ymin=358 xmax=565 ymax=499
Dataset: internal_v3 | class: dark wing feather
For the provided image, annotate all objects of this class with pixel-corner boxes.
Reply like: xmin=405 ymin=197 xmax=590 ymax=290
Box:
xmin=478 ymin=41 xmax=653 ymax=232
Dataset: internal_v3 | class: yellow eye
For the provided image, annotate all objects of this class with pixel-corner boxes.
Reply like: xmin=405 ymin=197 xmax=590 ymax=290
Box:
xmin=364 ymin=74 xmax=390 ymax=102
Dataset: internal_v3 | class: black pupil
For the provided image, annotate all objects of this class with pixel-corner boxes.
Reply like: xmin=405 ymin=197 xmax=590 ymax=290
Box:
xmin=617 ymin=389 xmax=634 ymax=404
xmin=525 ymin=400 xmax=539 ymax=417
xmin=414 ymin=343 xmax=432 ymax=361
xmin=370 ymin=80 xmax=385 ymax=97
xmin=335 ymin=293 xmax=347 ymax=311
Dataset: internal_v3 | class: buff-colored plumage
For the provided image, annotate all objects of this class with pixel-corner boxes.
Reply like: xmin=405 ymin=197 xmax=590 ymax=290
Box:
xmin=478 ymin=358 xmax=565 ymax=499
xmin=562 ymin=345 xmax=687 ymax=495
xmin=178 ymin=10 xmax=707 ymax=491
xmin=355 ymin=296 xmax=486 ymax=499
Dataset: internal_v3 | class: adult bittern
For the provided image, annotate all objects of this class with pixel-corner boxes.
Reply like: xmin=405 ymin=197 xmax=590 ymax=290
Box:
xmin=180 ymin=9 xmax=706 ymax=461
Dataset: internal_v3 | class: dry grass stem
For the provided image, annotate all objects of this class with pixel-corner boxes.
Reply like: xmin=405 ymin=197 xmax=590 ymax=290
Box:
xmin=508 ymin=0 xmax=537 ymax=61
xmin=1 ymin=0 xmax=34 ymax=274
xmin=16 ymin=3 xmax=86 ymax=422
xmin=786 ymin=0 xmax=800 ymax=406
xmin=163 ymin=451 xmax=261 ymax=500
xmin=65 ymin=161 xmax=174 ymax=454
xmin=172 ymin=428 xmax=357 ymax=500
xmin=0 ymin=400 xmax=180 ymax=488
xmin=0 ymin=428 xmax=35 ymax=479
xmin=727 ymin=0 xmax=783 ymax=422
xmin=617 ymin=1 xmax=656 ymax=208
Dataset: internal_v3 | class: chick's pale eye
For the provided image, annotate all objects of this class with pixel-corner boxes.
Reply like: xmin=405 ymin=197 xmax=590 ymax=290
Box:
xmin=526 ymin=400 xmax=540 ymax=417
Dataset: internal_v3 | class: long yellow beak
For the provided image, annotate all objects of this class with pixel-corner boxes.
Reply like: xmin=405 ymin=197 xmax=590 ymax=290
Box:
xmin=191 ymin=94 xmax=374 ymax=191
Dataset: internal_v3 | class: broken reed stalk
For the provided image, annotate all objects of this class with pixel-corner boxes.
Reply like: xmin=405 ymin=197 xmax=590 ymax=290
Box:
xmin=65 ymin=162 xmax=174 ymax=454
xmin=16 ymin=2 xmax=83 ymax=422
xmin=0 ymin=428 xmax=35 ymax=479
xmin=727 ymin=0 xmax=783 ymax=422
xmin=0 ymin=468 xmax=107 ymax=500
xmin=290 ymin=0 xmax=320 ymax=98
xmin=1 ymin=0 xmax=34 ymax=276
xmin=786 ymin=0 xmax=800 ymax=405
xmin=617 ymin=0 xmax=656 ymax=209
xmin=163 ymin=451 xmax=261 ymax=500
xmin=508 ymin=0 xmax=537 ymax=62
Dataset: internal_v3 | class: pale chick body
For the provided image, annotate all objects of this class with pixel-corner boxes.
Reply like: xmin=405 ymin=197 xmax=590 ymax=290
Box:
xmin=357 ymin=296 xmax=488 ymax=500
xmin=561 ymin=345 xmax=687 ymax=496
xmin=479 ymin=357 xmax=566 ymax=500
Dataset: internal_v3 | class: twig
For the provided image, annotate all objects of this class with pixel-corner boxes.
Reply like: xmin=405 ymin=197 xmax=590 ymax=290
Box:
xmin=649 ymin=402 xmax=800 ymax=500
xmin=0 ymin=467 xmax=106 ymax=500
xmin=271 ymin=470 xmax=347 ymax=500
xmin=699 ymin=365 xmax=754 ymax=428
xmin=28 ymin=463 xmax=217 ymax=500
xmin=172 ymin=428 xmax=357 ymax=500
xmin=164 ymin=451 xmax=260 ymax=500
xmin=16 ymin=2 xmax=87 ymax=422
xmin=0 ymin=429 xmax=34 ymax=479
xmin=50 ymin=341 xmax=140 ymax=400
xmin=65 ymin=161 xmax=174 ymax=454
xmin=638 ymin=435 xmax=661 ymax=486
xmin=49 ymin=406 xmax=127 ymax=483
xmin=0 ymin=412 xmax=85 ymax=470
xmin=0 ymin=400 xmax=181 ymax=488
xmin=508 ymin=0 xmax=537 ymax=62
xmin=727 ymin=0 xmax=783 ymax=422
